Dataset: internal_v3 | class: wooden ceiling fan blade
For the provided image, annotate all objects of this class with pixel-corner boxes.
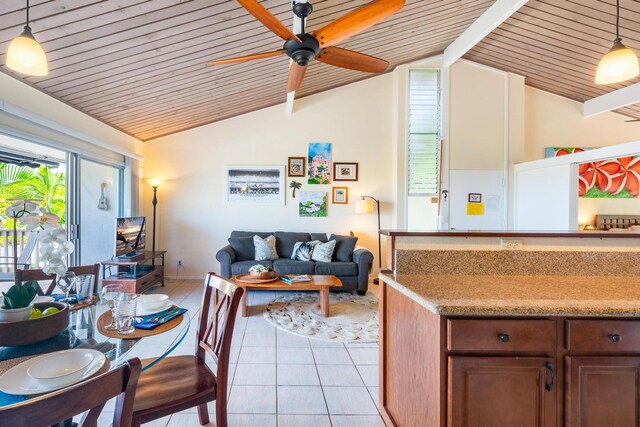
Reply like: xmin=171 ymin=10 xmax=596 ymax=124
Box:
xmin=236 ymin=0 xmax=301 ymax=42
xmin=316 ymin=47 xmax=388 ymax=73
xmin=286 ymin=62 xmax=307 ymax=93
xmin=207 ymin=50 xmax=285 ymax=65
xmin=313 ymin=0 xmax=404 ymax=47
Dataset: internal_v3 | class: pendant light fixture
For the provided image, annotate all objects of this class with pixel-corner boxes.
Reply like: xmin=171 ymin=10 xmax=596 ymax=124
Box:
xmin=6 ymin=0 xmax=48 ymax=76
xmin=595 ymin=0 xmax=638 ymax=85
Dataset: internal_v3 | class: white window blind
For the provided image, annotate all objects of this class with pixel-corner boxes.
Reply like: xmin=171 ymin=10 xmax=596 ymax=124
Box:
xmin=408 ymin=69 xmax=440 ymax=196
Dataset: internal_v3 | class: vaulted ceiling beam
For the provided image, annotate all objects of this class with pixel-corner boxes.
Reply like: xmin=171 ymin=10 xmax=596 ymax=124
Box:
xmin=583 ymin=83 xmax=640 ymax=117
xmin=443 ymin=0 xmax=529 ymax=67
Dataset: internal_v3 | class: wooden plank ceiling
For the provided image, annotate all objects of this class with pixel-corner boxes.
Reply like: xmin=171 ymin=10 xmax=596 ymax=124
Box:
xmin=465 ymin=0 xmax=640 ymax=121
xmin=0 ymin=0 xmax=494 ymax=141
xmin=1 ymin=1 xmax=638 ymax=141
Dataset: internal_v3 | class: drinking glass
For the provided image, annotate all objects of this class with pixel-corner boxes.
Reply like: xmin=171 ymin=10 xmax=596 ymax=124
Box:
xmin=101 ymin=284 xmax=124 ymax=330
xmin=56 ymin=271 xmax=76 ymax=303
xmin=76 ymin=274 xmax=95 ymax=304
xmin=115 ymin=293 xmax=138 ymax=334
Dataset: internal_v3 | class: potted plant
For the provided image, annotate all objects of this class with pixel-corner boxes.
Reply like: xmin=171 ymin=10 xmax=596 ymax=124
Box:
xmin=0 ymin=281 xmax=39 ymax=322
xmin=1 ymin=198 xmax=74 ymax=315
xmin=248 ymin=264 xmax=275 ymax=280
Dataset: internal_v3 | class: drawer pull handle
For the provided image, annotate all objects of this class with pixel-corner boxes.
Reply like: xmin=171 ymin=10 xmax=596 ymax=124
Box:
xmin=497 ymin=333 xmax=510 ymax=343
xmin=609 ymin=334 xmax=622 ymax=343
xmin=545 ymin=362 xmax=555 ymax=392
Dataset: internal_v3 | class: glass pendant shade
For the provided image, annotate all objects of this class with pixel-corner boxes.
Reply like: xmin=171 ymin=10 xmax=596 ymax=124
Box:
xmin=595 ymin=39 xmax=640 ymax=84
xmin=6 ymin=27 xmax=48 ymax=76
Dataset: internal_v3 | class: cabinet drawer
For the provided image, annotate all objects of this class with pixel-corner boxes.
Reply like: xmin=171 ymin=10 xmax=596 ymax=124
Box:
xmin=448 ymin=319 xmax=556 ymax=352
xmin=566 ymin=319 xmax=640 ymax=352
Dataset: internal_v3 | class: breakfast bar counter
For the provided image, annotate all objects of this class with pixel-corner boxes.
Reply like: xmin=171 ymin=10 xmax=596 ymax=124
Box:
xmin=380 ymin=273 xmax=640 ymax=317
xmin=378 ymin=272 xmax=640 ymax=427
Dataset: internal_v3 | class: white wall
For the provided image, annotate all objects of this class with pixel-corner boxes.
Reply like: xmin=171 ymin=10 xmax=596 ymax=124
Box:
xmin=524 ymin=87 xmax=640 ymax=161
xmin=143 ymin=75 xmax=395 ymax=278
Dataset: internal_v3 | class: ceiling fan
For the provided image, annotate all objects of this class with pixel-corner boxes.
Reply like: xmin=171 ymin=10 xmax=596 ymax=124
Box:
xmin=626 ymin=119 xmax=640 ymax=122
xmin=208 ymin=0 xmax=405 ymax=93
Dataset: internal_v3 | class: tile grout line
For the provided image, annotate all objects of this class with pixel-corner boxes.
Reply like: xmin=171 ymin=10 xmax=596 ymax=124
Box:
xmin=310 ymin=341 xmax=334 ymax=427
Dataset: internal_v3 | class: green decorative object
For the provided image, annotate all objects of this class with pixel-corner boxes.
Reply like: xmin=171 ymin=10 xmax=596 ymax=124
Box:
xmin=1 ymin=280 xmax=38 ymax=309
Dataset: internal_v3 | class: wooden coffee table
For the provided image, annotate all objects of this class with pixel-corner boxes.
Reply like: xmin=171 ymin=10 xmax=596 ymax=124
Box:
xmin=231 ymin=274 xmax=342 ymax=317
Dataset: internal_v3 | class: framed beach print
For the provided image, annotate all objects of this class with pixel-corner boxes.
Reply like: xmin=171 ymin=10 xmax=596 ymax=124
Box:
xmin=225 ymin=166 xmax=285 ymax=205
xmin=332 ymin=187 xmax=348 ymax=204
xmin=333 ymin=162 xmax=358 ymax=181
xmin=288 ymin=157 xmax=306 ymax=177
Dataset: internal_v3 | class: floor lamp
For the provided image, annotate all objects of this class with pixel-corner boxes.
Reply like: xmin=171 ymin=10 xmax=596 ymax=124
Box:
xmin=145 ymin=179 xmax=162 ymax=254
xmin=356 ymin=195 xmax=381 ymax=285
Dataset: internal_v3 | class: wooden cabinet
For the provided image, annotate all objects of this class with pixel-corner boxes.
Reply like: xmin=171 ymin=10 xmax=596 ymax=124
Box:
xmin=379 ymin=282 xmax=640 ymax=427
xmin=566 ymin=356 xmax=640 ymax=427
xmin=101 ymin=251 xmax=166 ymax=294
xmin=448 ymin=319 xmax=556 ymax=353
xmin=449 ymin=357 xmax=557 ymax=427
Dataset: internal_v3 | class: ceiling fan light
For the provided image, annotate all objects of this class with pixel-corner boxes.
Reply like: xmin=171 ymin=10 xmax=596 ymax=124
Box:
xmin=6 ymin=26 xmax=48 ymax=76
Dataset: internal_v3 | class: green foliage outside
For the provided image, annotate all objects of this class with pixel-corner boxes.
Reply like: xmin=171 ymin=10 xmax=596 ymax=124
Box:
xmin=0 ymin=163 xmax=66 ymax=229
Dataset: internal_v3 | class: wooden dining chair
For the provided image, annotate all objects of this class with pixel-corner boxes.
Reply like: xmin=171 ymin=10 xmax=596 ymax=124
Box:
xmin=131 ymin=273 xmax=244 ymax=427
xmin=0 ymin=357 xmax=141 ymax=427
xmin=17 ymin=264 xmax=100 ymax=296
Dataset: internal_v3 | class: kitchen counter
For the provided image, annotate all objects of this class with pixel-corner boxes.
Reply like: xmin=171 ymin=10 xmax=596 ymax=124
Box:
xmin=378 ymin=272 xmax=640 ymax=427
xmin=379 ymin=272 xmax=640 ymax=317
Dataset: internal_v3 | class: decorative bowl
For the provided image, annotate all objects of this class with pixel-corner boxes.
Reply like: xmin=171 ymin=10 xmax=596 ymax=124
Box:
xmin=249 ymin=270 xmax=276 ymax=280
xmin=27 ymin=349 xmax=95 ymax=387
xmin=0 ymin=303 xmax=33 ymax=322
xmin=0 ymin=302 xmax=69 ymax=347
xmin=138 ymin=294 xmax=169 ymax=311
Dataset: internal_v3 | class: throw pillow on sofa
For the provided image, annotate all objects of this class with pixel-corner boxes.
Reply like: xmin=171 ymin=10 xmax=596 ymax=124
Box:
xmin=291 ymin=240 xmax=320 ymax=261
xmin=311 ymin=240 xmax=336 ymax=263
xmin=330 ymin=234 xmax=358 ymax=262
xmin=228 ymin=236 xmax=255 ymax=261
xmin=254 ymin=235 xmax=279 ymax=261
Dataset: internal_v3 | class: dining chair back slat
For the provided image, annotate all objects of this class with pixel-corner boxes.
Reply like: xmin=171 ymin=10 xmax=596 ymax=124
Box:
xmin=17 ymin=264 xmax=100 ymax=296
xmin=0 ymin=357 xmax=141 ymax=427
xmin=130 ymin=273 xmax=243 ymax=427
xmin=197 ymin=273 xmax=244 ymax=411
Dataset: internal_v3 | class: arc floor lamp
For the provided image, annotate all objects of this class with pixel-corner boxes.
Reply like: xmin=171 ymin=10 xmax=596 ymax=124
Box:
xmin=356 ymin=195 xmax=381 ymax=285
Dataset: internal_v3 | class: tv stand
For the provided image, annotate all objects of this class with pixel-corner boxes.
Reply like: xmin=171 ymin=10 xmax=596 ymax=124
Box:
xmin=101 ymin=251 xmax=166 ymax=294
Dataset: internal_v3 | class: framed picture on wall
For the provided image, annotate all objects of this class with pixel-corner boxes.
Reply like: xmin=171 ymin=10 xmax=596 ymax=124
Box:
xmin=333 ymin=162 xmax=358 ymax=181
xmin=225 ymin=166 xmax=285 ymax=205
xmin=468 ymin=193 xmax=482 ymax=203
xmin=332 ymin=187 xmax=348 ymax=204
xmin=299 ymin=191 xmax=327 ymax=217
xmin=288 ymin=157 xmax=306 ymax=177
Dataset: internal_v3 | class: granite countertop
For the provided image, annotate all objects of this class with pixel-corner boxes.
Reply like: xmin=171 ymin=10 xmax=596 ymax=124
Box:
xmin=379 ymin=273 xmax=640 ymax=317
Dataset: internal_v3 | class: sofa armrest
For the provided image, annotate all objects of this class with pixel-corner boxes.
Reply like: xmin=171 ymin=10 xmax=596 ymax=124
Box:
xmin=216 ymin=245 xmax=236 ymax=279
xmin=353 ymin=248 xmax=374 ymax=293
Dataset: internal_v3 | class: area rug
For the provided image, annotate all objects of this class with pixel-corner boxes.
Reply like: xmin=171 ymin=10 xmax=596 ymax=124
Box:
xmin=263 ymin=292 xmax=378 ymax=342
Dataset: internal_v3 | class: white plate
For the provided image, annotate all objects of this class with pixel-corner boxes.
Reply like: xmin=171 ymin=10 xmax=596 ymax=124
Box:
xmin=33 ymin=296 xmax=55 ymax=303
xmin=136 ymin=300 xmax=174 ymax=317
xmin=0 ymin=349 xmax=106 ymax=395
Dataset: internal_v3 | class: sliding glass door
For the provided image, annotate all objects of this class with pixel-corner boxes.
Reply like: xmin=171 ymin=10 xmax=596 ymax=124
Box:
xmin=71 ymin=157 xmax=124 ymax=265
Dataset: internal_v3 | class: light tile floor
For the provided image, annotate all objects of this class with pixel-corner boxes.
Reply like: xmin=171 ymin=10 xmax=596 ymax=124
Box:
xmin=98 ymin=279 xmax=384 ymax=427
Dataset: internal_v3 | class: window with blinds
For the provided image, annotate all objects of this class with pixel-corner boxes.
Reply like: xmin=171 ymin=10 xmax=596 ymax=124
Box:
xmin=408 ymin=69 xmax=440 ymax=196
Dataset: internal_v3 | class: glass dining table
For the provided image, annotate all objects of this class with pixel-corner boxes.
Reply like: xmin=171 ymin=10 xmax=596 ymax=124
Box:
xmin=0 ymin=299 xmax=191 ymax=408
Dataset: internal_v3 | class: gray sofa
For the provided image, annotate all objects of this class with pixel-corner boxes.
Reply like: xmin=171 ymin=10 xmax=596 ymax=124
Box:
xmin=216 ymin=231 xmax=373 ymax=295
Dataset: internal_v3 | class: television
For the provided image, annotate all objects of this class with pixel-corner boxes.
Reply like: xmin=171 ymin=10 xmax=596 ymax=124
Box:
xmin=115 ymin=216 xmax=146 ymax=257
